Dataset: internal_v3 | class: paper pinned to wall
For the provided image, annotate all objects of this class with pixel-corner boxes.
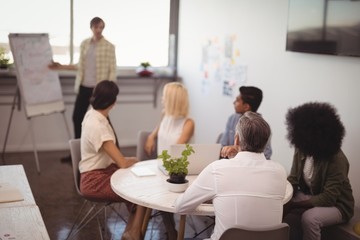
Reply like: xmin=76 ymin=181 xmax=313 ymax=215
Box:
xmin=200 ymin=34 xmax=247 ymax=97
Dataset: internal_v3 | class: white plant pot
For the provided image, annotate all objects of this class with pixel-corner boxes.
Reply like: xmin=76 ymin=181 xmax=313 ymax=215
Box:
xmin=166 ymin=179 xmax=189 ymax=193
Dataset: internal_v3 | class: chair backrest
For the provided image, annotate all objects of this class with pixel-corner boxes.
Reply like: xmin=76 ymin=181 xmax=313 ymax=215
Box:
xmin=219 ymin=223 xmax=289 ymax=240
xmin=69 ymin=138 xmax=117 ymax=203
xmin=136 ymin=130 xmax=158 ymax=161
xmin=69 ymin=139 xmax=82 ymax=196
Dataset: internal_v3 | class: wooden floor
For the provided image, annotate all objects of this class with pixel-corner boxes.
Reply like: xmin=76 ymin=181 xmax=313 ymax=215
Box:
xmin=1 ymin=148 xmax=214 ymax=240
xmin=1 ymin=148 xmax=168 ymax=240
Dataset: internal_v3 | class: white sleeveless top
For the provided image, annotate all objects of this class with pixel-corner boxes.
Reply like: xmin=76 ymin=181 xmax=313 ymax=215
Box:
xmin=157 ymin=115 xmax=192 ymax=154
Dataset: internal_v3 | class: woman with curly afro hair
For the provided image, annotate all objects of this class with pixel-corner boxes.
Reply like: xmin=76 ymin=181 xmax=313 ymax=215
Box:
xmin=283 ymin=102 xmax=354 ymax=240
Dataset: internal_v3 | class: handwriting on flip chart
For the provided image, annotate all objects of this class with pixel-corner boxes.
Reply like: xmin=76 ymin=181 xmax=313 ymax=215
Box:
xmin=9 ymin=33 xmax=62 ymax=106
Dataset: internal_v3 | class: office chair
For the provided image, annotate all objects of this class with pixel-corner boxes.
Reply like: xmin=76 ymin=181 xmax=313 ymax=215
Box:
xmin=219 ymin=223 xmax=289 ymax=240
xmin=66 ymin=139 xmax=127 ymax=240
xmin=136 ymin=130 xmax=158 ymax=161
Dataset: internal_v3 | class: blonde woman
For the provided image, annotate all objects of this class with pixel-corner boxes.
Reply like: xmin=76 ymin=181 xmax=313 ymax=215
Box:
xmin=145 ymin=82 xmax=194 ymax=156
xmin=144 ymin=82 xmax=195 ymax=238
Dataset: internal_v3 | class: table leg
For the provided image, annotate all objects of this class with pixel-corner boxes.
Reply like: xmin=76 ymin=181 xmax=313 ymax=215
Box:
xmin=141 ymin=207 xmax=152 ymax=236
xmin=177 ymin=215 xmax=186 ymax=240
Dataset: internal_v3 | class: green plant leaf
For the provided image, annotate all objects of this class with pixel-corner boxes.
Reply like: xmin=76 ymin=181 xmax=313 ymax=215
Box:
xmin=140 ymin=62 xmax=151 ymax=68
xmin=158 ymin=144 xmax=195 ymax=176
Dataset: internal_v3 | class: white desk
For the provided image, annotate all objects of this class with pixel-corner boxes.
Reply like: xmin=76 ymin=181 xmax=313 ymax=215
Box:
xmin=0 ymin=164 xmax=36 ymax=208
xmin=0 ymin=165 xmax=50 ymax=240
xmin=111 ymin=160 xmax=293 ymax=239
xmin=0 ymin=205 xmax=50 ymax=240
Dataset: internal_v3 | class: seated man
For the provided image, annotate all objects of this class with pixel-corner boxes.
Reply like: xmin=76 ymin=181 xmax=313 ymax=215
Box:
xmin=175 ymin=111 xmax=287 ymax=240
xmin=220 ymin=86 xmax=272 ymax=159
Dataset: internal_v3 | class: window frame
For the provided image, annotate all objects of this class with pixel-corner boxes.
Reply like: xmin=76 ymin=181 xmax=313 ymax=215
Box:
xmin=69 ymin=0 xmax=180 ymax=77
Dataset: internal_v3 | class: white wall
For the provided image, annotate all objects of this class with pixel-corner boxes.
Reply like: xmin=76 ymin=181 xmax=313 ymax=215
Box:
xmin=178 ymin=0 xmax=360 ymax=207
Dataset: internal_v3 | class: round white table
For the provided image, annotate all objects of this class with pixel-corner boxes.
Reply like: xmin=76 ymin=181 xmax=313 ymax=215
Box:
xmin=111 ymin=160 xmax=214 ymax=215
xmin=111 ymin=159 xmax=293 ymax=239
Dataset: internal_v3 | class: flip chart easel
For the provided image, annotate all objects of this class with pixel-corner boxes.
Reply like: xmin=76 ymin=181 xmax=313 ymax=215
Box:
xmin=2 ymin=33 xmax=71 ymax=173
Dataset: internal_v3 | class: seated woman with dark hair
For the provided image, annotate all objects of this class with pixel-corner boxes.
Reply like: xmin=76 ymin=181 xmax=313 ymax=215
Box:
xmin=283 ymin=102 xmax=354 ymax=240
xmin=79 ymin=80 xmax=145 ymax=239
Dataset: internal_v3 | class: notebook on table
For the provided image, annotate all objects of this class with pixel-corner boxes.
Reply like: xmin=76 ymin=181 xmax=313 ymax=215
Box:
xmin=0 ymin=182 xmax=24 ymax=203
xmin=158 ymin=143 xmax=222 ymax=175
xmin=131 ymin=166 xmax=156 ymax=177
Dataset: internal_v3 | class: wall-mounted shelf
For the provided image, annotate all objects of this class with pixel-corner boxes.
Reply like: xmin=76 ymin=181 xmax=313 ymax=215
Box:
xmin=0 ymin=72 xmax=175 ymax=108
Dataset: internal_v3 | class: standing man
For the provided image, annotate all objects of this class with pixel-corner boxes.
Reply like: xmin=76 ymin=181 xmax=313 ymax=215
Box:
xmin=175 ymin=111 xmax=287 ymax=240
xmin=49 ymin=17 xmax=117 ymax=162
xmin=220 ymin=86 xmax=272 ymax=159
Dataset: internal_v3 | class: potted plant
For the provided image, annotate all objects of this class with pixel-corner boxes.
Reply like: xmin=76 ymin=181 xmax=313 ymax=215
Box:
xmin=0 ymin=47 xmax=10 ymax=70
xmin=136 ymin=61 xmax=153 ymax=77
xmin=140 ymin=62 xmax=151 ymax=68
xmin=158 ymin=144 xmax=195 ymax=192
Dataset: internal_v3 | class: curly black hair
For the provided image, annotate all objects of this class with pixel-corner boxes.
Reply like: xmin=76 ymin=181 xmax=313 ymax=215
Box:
xmin=285 ymin=102 xmax=345 ymax=159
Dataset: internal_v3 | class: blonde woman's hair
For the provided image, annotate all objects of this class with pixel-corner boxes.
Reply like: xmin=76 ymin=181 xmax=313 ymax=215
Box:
xmin=163 ymin=82 xmax=189 ymax=118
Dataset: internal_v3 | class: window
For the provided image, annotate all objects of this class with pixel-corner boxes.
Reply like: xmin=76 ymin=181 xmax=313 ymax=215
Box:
xmin=74 ymin=0 xmax=170 ymax=67
xmin=0 ymin=0 xmax=70 ymax=63
xmin=0 ymin=0 xmax=178 ymax=68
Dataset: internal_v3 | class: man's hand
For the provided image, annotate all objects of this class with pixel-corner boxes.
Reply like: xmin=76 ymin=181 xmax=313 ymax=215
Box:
xmin=220 ymin=145 xmax=239 ymax=159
